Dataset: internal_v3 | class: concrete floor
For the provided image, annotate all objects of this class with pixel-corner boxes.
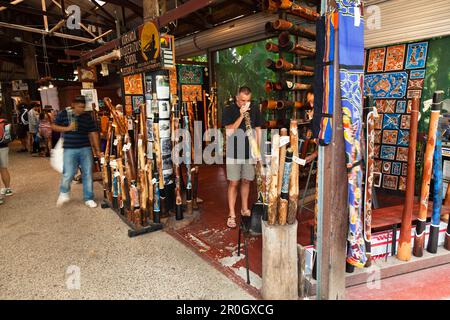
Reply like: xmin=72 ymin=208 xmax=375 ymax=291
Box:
xmin=0 ymin=142 xmax=254 ymax=300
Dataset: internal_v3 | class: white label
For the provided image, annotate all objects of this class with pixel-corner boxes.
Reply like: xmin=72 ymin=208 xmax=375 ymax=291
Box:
xmin=100 ymin=157 xmax=105 ymax=165
xmin=114 ymin=171 xmax=120 ymax=177
xmin=110 ymin=160 xmax=117 ymax=168
xmin=127 ymin=119 xmax=133 ymax=130
xmin=354 ymin=5 xmax=361 ymax=27
xmin=293 ymin=156 xmax=306 ymax=166
xmin=152 ymin=178 xmax=157 ymax=185
xmin=113 ymin=139 xmax=118 ymax=146
xmin=280 ymin=136 xmax=290 ymax=148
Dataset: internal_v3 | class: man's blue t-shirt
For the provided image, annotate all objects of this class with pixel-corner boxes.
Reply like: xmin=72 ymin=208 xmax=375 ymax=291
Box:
xmin=55 ymin=110 xmax=97 ymax=149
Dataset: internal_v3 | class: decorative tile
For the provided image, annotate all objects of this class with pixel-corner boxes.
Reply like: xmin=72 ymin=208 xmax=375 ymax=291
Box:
xmin=380 ymin=145 xmax=396 ymax=160
xmin=375 ymin=114 xmax=383 ymax=130
xmin=407 ymin=89 xmax=422 ymax=99
xmin=382 ymin=130 xmax=398 ymax=145
xmin=376 ymin=100 xmax=385 ymax=114
xmin=410 ymin=69 xmax=426 ymax=79
xmin=401 ymin=114 xmax=411 ymax=129
xmin=374 ymin=144 xmax=381 ymax=158
xmin=365 ymin=72 xmax=408 ymax=99
xmin=408 ymin=79 xmax=424 ymax=90
xmin=397 ymin=130 xmax=410 ymax=146
xmin=385 ymin=44 xmax=406 ymax=71
xmin=398 ymin=176 xmax=407 ymax=191
xmin=402 ymin=163 xmax=408 ymax=176
xmin=405 ymin=42 xmax=428 ymax=69
xmin=382 ymin=113 xmax=401 ymax=130
xmin=396 ymin=100 xmax=407 ymax=113
xmin=407 ymin=100 xmax=412 ymax=113
xmin=383 ymin=175 xmax=399 ymax=190
xmin=392 ymin=162 xmax=402 ymax=175
xmin=374 ymin=159 xmax=382 ymax=172
xmin=374 ymin=130 xmax=382 ymax=144
xmin=384 ymin=100 xmax=396 ymax=113
xmin=382 ymin=161 xmax=392 ymax=174
xmin=367 ymin=48 xmax=386 ymax=73
xmin=132 ymin=96 xmax=144 ymax=114
xmin=396 ymin=147 xmax=409 ymax=161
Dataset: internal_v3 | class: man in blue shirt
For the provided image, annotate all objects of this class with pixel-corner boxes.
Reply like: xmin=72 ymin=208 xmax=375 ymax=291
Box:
xmin=52 ymin=96 xmax=102 ymax=208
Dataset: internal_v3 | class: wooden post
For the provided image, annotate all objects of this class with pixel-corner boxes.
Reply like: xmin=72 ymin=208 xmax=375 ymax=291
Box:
xmin=262 ymin=220 xmax=298 ymax=300
xmin=143 ymin=0 xmax=160 ymax=21
xmin=316 ymin=17 xmax=347 ymax=300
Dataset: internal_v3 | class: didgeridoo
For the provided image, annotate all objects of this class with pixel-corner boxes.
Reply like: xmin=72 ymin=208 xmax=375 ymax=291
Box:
xmin=413 ymin=91 xmax=444 ymax=257
xmin=279 ymin=148 xmax=293 ymax=225
xmin=397 ymin=97 xmax=419 ymax=261
xmin=287 ymin=120 xmax=299 ymax=224
xmin=268 ymin=134 xmax=280 ymax=225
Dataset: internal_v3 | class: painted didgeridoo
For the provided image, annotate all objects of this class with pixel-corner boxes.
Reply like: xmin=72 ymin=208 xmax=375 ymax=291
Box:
xmin=413 ymin=91 xmax=444 ymax=257
xmin=397 ymin=97 xmax=419 ymax=261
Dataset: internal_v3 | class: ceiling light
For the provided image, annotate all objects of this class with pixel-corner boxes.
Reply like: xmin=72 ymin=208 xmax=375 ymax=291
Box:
xmin=48 ymin=82 xmax=54 ymax=88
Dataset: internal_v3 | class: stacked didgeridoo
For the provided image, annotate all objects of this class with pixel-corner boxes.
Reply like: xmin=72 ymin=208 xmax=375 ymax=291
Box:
xmin=267 ymin=121 xmax=300 ymax=226
xmin=413 ymin=91 xmax=444 ymax=257
xmin=397 ymin=97 xmax=420 ymax=261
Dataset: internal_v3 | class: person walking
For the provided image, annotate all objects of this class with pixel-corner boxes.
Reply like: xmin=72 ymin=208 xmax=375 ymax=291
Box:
xmin=16 ymin=102 xmax=29 ymax=152
xmin=51 ymin=96 xmax=102 ymax=208
xmin=0 ymin=108 xmax=13 ymax=204
xmin=221 ymin=86 xmax=263 ymax=228
xmin=28 ymin=102 xmax=40 ymax=155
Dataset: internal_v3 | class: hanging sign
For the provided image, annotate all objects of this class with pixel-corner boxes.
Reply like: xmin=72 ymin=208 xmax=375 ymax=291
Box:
xmin=160 ymin=34 xmax=175 ymax=69
xmin=120 ymin=21 xmax=161 ymax=76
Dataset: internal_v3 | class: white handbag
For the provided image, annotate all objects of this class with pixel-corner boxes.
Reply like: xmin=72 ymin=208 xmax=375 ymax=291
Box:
xmin=50 ymin=137 xmax=64 ymax=173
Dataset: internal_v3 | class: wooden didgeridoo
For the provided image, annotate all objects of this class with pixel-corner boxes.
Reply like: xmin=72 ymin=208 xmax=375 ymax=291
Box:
xmin=279 ymin=148 xmax=293 ymax=225
xmin=413 ymin=92 xmax=444 ymax=257
xmin=152 ymin=113 xmax=166 ymax=215
xmin=287 ymin=120 xmax=299 ymax=224
xmin=277 ymin=128 xmax=289 ymax=197
xmin=182 ymin=102 xmax=193 ymax=215
xmin=428 ymin=92 xmax=445 ymax=254
xmin=172 ymin=105 xmax=183 ymax=220
xmin=146 ymin=159 xmax=154 ymax=221
xmin=268 ymin=134 xmax=280 ymax=225
xmin=397 ymin=98 xmax=420 ymax=261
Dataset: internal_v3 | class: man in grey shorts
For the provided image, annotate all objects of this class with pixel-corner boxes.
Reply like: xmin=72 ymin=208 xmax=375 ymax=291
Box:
xmin=0 ymin=111 xmax=12 ymax=204
xmin=222 ymin=86 xmax=263 ymax=228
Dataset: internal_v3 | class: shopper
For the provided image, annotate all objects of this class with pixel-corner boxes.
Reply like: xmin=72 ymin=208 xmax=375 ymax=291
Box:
xmin=16 ymin=102 xmax=29 ymax=152
xmin=28 ymin=102 xmax=40 ymax=155
xmin=38 ymin=110 xmax=53 ymax=157
xmin=0 ymin=108 xmax=12 ymax=204
xmin=221 ymin=86 xmax=263 ymax=228
xmin=52 ymin=96 xmax=102 ymax=208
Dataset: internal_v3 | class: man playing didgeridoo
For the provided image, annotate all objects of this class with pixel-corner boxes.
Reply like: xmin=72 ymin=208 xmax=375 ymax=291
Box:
xmin=222 ymin=86 xmax=263 ymax=228
xmin=52 ymin=96 xmax=102 ymax=208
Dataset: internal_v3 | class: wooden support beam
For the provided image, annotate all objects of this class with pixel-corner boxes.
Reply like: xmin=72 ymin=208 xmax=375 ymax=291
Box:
xmin=0 ymin=0 xmax=23 ymax=12
xmin=42 ymin=0 xmax=49 ymax=31
xmin=102 ymin=0 xmax=142 ymax=16
xmin=316 ymin=15 xmax=347 ymax=300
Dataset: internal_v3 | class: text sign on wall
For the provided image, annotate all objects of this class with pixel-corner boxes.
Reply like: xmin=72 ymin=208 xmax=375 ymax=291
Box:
xmin=120 ymin=21 xmax=161 ymax=76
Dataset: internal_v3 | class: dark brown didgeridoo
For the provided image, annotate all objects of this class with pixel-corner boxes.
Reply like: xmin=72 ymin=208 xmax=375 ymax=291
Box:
xmin=397 ymin=97 xmax=420 ymax=261
xmin=413 ymin=92 xmax=444 ymax=257
xmin=279 ymin=148 xmax=293 ymax=225
xmin=172 ymin=104 xmax=183 ymax=220
xmin=272 ymin=19 xmax=316 ymax=40
xmin=287 ymin=120 xmax=299 ymax=225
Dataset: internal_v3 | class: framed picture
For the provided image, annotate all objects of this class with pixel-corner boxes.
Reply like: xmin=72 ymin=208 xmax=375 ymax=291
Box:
xmin=373 ymin=173 xmax=382 ymax=188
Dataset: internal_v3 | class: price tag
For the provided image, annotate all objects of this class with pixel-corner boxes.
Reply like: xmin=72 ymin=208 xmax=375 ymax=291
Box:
xmin=113 ymin=139 xmax=118 ymax=146
xmin=127 ymin=119 xmax=133 ymax=130
xmin=114 ymin=171 xmax=120 ymax=177
xmin=100 ymin=157 xmax=105 ymax=165
xmin=123 ymin=143 xmax=132 ymax=152
xmin=279 ymin=136 xmax=290 ymax=148
xmin=110 ymin=160 xmax=117 ymax=168
xmin=293 ymin=156 xmax=306 ymax=166
xmin=152 ymin=178 xmax=157 ymax=185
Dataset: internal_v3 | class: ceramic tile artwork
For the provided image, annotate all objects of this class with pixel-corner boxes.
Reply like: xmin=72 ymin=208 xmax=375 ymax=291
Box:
xmin=396 ymin=100 xmax=407 ymax=113
xmin=365 ymin=72 xmax=408 ymax=98
xmin=397 ymin=130 xmax=410 ymax=147
xmin=376 ymin=100 xmax=385 ymax=113
xmin=398 ymin=176 xmax=407 ymax=191
xmin=410 ymin=69 xmax=426 ymax=79
xmin=401 ymin=115 xmax=411 ymax=129
xmin=383 ymin=175 xmax=399 ymax=190
xmin=380 ymin=145 xmax=396 ymax=160
xmin=382 ymin=161 xmax=392 ymax=174
xmin=385 ymin=45 xmax=406 ymax=71
xmin=382 ymin=130 xmax=398 ymax=145
xmin=382 ymin=113 xmax=401 ymax=130
xmin=367 ymin=47 xmax=386 ymax=72
xmin=374 ymin=159 xmax=382 ymax=173
xmin=374 ymin=144 xmax=381 ymax=158
xmin=408 ymin=79 xmax=424 ymax=90
xmin=392 ymin=162 xmax=402 ymax=175
xmin=374 ymin=114 xmax=383 ymax=129
xmin=384 ymin=100 xmax=396 ymax=113
xmin=405 ymin=42 xmax=428 ymax=69
xmin=375 ymin=130 xmax=382 ymax=144
xmin=407 ymin=90 xmax=422 ymax=99
xmin=396 ymin=147 xmax=409 ymax=162
xmin=402 ymin=163 xmax=408 ymax=176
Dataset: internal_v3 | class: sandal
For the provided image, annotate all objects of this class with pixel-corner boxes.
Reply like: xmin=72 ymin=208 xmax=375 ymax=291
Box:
xmin=227 ymin=215 xmax=237 ymax=229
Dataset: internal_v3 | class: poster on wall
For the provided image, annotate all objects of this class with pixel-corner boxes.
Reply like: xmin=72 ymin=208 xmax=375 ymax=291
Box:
xmin=158 ymin=101 xmax=171 ymax=119
xmin=78 ymin=66 xmax=97 ymax=82
xmin=156 ymin=74 xmax=170 ymax=99
xmin=365 ymin=40 xmax=429 ymax=191
xmin=124 ymin=74 xmax=144 ymax=95
xmin=81 ymin=89 xmax=99 ymax=111
xmin=181 ymin=84 xmax=203 ymax=102
xmin=178 ymin=65 xmax=203 ymax=84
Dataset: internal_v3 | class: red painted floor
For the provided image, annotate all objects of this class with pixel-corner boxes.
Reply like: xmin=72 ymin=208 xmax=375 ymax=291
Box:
xmin=168 ymin=164 xmax=450 ymax=300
